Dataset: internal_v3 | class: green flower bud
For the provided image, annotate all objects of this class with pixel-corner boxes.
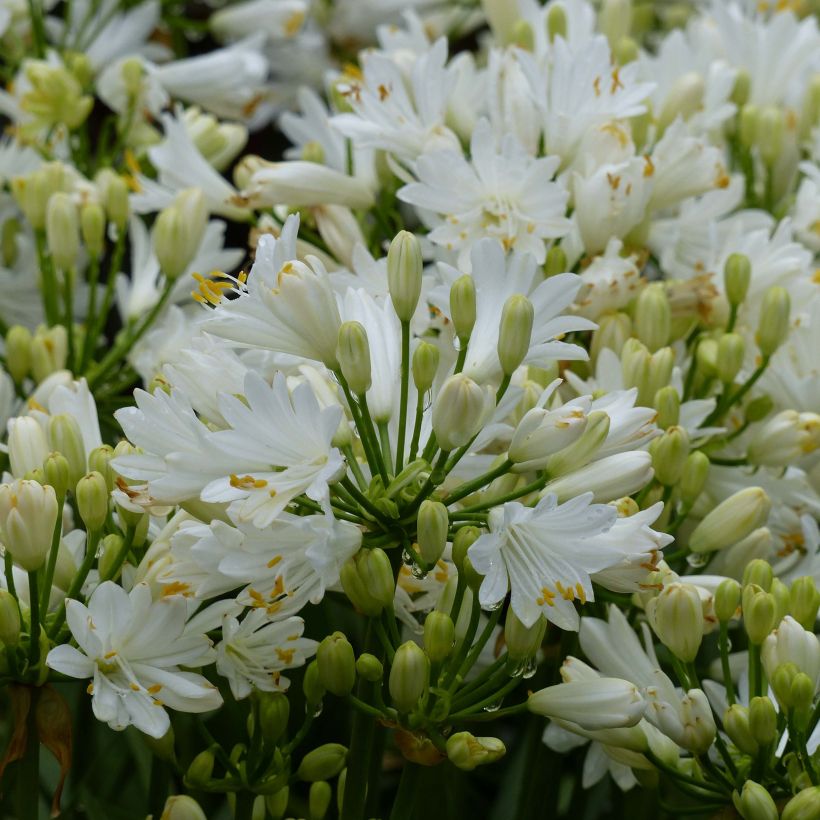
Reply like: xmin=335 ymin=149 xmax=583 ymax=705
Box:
xmin=48 ymin=413 xmax=87 ymax=486
xmin=98 ymin=535 xmax=124 ymax=581
xmin=450 ymin=275 xmax=476 ymax=345
xmin=731 ymin=70 xmax=751 ymax=107
xmin=654 ymin=385 xmax=680 ymax=430
xmin=0 ymin=479 xmax=58 ymax=572
xmin=743 ymin=559 xmax=774 ymax=592
xmin=695 ymin=337 xmax=718 ymax=378
xmin=80 ymin=202 xmax=105 ymax=259
xmin=648 ymin=582 xmax=704 ymax=662
xmin=0 ymin=589 xmax=21 ymax=646
xmin=357 ymin=548 xmax=395 ymax=609
xmin=634 ymin=284 xmax=671 ymax=352
xmin=46 ymin=192 xmax=79 ymax=271
xmin=423 ymin=611 xmax=455 ymax=662
xmin=621 ymin=339 xmax=650 ymax=393
xmin=504 ymin=611 xmax=546 ymax=661
xmin=387 ymin=231 xmax=423 ymax=322
xmin=185 ymin=749 xmax=215 ymax=788
xmin=801 ymin=75 xmax=820 ymax=139
xmin=615 ymin=36 xmax=639 ymax=66
xmin=317 ymin=632 xmax=356 ymax=696
xmin=724 ymin=253 xmax=752 ymax=308
xmin=591 ymin=312 xmax=632 ymax=362
xmin=732 ymin=780 xmax=778 ymax=820
xmin=141 ymin=725 xmax=176 ymax=765
xmin=452 ymin=526 xmax=481 ymax=571
xmin=649 ymin=426 xmax=689 ymax=486
xmin=432 ymin=374 xmax=494 ymax=451
xmin=11 ymin=170 xmax=50 ymax=230
xmin=309 ymin=781 xmax=332 ymax=820
xmin=297 ymin=743 xmax=348 ymax=782
xmin=645 ymin=347 xmax=675 ymax=407
xmin=771 ymin=578 xmax=790 ymax=626
xmin=756 ymin=106 xmax=785 ymax=167
xmin=5 ymin=325 xmax=32 ymax=383
xmin=265 ymin=787 xmax=289 ymax=820
xmin=412 ymin=342 xmax=440 ymax=393
xmin=76 ymin=471 xmax=109 ymax=532
xmin=756 ymin=287 xmax=791 ymax=357
xmin=790 ymin=577 xmax=820 ymax=630
xmin=462 ymin=555 xmax=485 ymax=593
xmin=545 ymin=410 xmax=610 ymax=476
xmin=154 ymin=189 xmax=207 ymax=280
xmin=771 ymin=662 xmax=799 ymax=710
xmin=546 ymin=3 xmax=567 ymax=41
xmin=389 ymin=641 xmax=430 ymax=713
xmin=31 ymin=325 xmax=68 ymax=382
xmin=544 ymin=245 xmax=567 ymax=277
xmin=417 ymin=500 xmax=449 ymax=565
xmin=88 ymin=445 xmax=116 ymax=491
xmin=95 ymin=170 xmax=130 ymax=229
xmin=791 ymin=672 xmax=814 ymax=728
xmin=511 ymin=19 xmax=534 ymax=51
xmin=690 ymin=487 xmax=771 ymax=553
xmin=724 ymin=705 xmax=759 ymax=755
xmin=446 ymin=731 xmax=506 ymax=771
xmin=161 ymin=795 xmax=207 ymax=820
xmin=717 ymin=333 xmax=745 ymax=384
xmin=680 ymin=451 xmax=709 ymax=507
xmin=658 ymin=72 xmax=705 ymax=134
xmin=715 ymin=579 xmax=742 ymax=623
xmin=43 ymin=452 xmax=71 ymax=499
xmin=749 ymin=696 xmax=778 ymax=747
xmin=340 ymin=556 xmax=383 ymax=617
xmin=303 ymin=660 xmax=325 ymax=708
xmin=337 ymin=321 xmax=372 ymax=396
xmin=257 ymin=691 xmax=290 ymax=744
xmin=743 ymin=585 xmax=777 ymax=645
xmin=356 ymin=653 xmax=383 ymax=682
xmin=497 ymin=294 xmax=534 ymax=376
xmin=782 ymin=786 xmax=820 ymax=820
xmin=746 ymin=394 xmax=774 ymax=423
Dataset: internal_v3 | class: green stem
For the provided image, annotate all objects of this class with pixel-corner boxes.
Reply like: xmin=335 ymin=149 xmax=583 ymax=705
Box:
xmin=748 ymin=643 xmax=763 ymax=700
xmin=35 ymin=232 xmax=59 ymax=325
xmin=703 ymin=358 xmax=770 ymax=428
xmin=27 ymin=573 xmax=40 ymax=674
xmin=378 ymin=421 xmax=395 ymax=476
xmin=408 ymin=390 xmax=425 ymax=464
xmin=48 ymin=529 xmax=104 ymax=638
xmin=63 ymin=267 xmax=76 ymax=370
xmin=39 ymin=495 xmax=65 ymax=621
xmin=445 ymin=459 xmax=514 ymax=506
xmin=18 ymin=688 xmax=40 ymax=820
xmin=395 ymin=321 xmax=410 ymax=473
xmin=449 ymin=675 xmax=520 ymax=719
xmin=79 ymin=255 xmax=100 ymax=371
xmin=719 ymin=622 xmax=736 ymax=706
xmin=343 ymin=445 xmax=368 ymax=490
xmin=358 ymin=393 xmax=389 ymax=484
xmin=388 ymin=763 xmax=421 ymax=820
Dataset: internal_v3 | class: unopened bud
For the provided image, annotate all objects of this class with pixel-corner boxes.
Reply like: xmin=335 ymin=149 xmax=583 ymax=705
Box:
xmin=31 ymin=325 xmax=68 ymax=382
xmin=297 ymin=743 xmax=348 ymax=782
xmin=715 ymin=579 xmax=742 ymax=622
xmin=717 ymin=333 xmax=745 ymax=384
xmin=48 ymin=413 xmax=86 ymax=486
xmin=511 ymin=19 xmax=534 ymax=51
xmin=256 ymin=691 xmax=289 ymax=744
xmin=317 ymin=632 xmax=356 ymax=697
xmin=76 ymin=471 xmax=109 ymax=532
xmin=88 ymin=444 xmax=116 ymax=491
xmin=356 ymin=548 xmax=395 ymax=609
xmin=648 ymin=583 xmax=704 ymax=662
xmin=450 ymin=275 xmax=476 ymax=345
xmin=743 ymin=585 xmax=776 ymax=645
xmin=781 ymin=786 xmax=820 ymax=820
xmin=356 ymin=653 xmax=383 ymax=682
xmin=387 ymin=231 xmax=423 ymax=322
xmin=634 ymin=284 xmax=671 ymax=352
xmin=544 ymin=245 xmax=567 ymax=277
xmin=743 ymin=559 xmax=773 ymax=592
xmin=185 ymin=749 xmax=215 ymax=788
xmin=756 ymin=106 xmax=785 ymax=167
xmin=309 ymin=781 xmax=332 ymax=820
xmin=591 ymin=312 xmax=632 ymax=362
xmin=749 ymin=696 xmax=778 ymax=747
xmin=412 ymin=342 xmax=439 ymax=393
xmin=451 ymin=526 xmax=480 ymax=572
xmin=724 ymin=254 xmax=752 ymax=308
xmin=161 ymin=795 xmax=207 ymax=820
xmin=731 ymin=70 xmax=751 ymax=108
xmin=658 ymin=72 xmax=705 ymax=133
xmin=5 ymin=326 xmax=32 ymax=383
xmin=790 ymin=577 xmax=820 ymax=630
xmin=303 ymin=660 xmax=325 ymax=708
xmin=771 ymin=662 xmax=799 ymax=710
xmin=389 ymin=641 xmax=429 ymax=713
xmin=498 ymin=295 xmax=534 ymax=376
xmin=97 ymin=533 xmax=124 ymax=580
xmin=80 ymin=202 xmax=105 ymax=258
xmin=0 ymin=479 xmax=58 ymax=571
xmin=96 ymin=170 xmax=130 ymax=229
xmin=0 ymin=590 xmax=21 ymax=646
xmin=546 ymin=4 xmax=567 ymax=41
xmin=733 ymin=780 xmax=778 ymax=820
xmin=756 ymin=287 xmax=790 ymax=357
xmin=424 ymin=611 xmax=455 ymax=663
xmin=504 ymin=611 xmax=546 ymax=661
xmin=654 ymin=385 xmax=680 ymax=429
xmin=649 ymin=426 xmax=689 ymax=486
xmin=446 ymin=732 xmax=506 ymax=771
xmin=46 ymin=192 xmax=79 ymax=271
xmin=545 ymin=410 xmax=609 ymax=476
xmin=771 ymin=578 xmax=790 ymax=625
xmin=690 ymin=488 xmax=771 ymax=553
xmin=432 ymin=374 xmax=494 ymax=451
xmin=417 ymin=500 xmax=449 ymax=565
xmin=746 ymin=394 xmax=774 ymax=423
xmin=724 ymin=705 xmax=758 ymax=756
xmin=43 ymin=452 xmax=70 ymax=499
xmin=154 ymin=189 xmax=207 ymax=280
xmin=337 ymin=321 xmax=372 ymax=396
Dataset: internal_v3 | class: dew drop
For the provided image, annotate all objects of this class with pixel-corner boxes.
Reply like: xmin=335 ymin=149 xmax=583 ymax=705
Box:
xmin=483 ymin=699 xmax=503 ymax=713
xmin=686 ymin=552 xmax=709 ymax=568
xmin=484 ymin=599 xmax=504 ymax=612
xmin=311 ymin=703 xmax=323 ymax=718
xmin=411 ymin=564 xmax=428 ymax=580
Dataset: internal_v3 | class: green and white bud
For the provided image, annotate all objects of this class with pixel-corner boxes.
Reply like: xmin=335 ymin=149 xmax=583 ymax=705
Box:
xmin=732 ymin=780 xmax=778 ymax=820
xmin=11 ymin=171 xmax=51 ymax=230
xmin=161 ymin=795 xmax=207 ymax=820
xmin=446 ymin=732 xmax=506 ymax=771
xmin=657 ymin=72 xmax=705 ymax=134
xmin=185 ymin=750 xmax=215 ymax=788
xmin=0 ymin=590 xmax=21 ymax=646
xmin=654 ymin=385 xmax=680 ymax=429
xmin=417 ymin=500 xmax=449 ymax=565
xmin=717 ymin=333 xmax=745 ymax=384
xmin=8 ymin=416 xmax=50 ymax=478
xmin=432 ymin=374 xmax=494 ymax=451
xmin=356 ymin=548 xmax=395 ymax=610
xmin=297 ymin=744 xmax=348 ymax=782
xmin=647 ymin=582 xmax=704 ymax=662
xmin=544 ymin=246 xmax=567 ymax=278
xmin=634 ymin=284 xmax=671 ymax=352
xmin=43 ymin=452 xmax=70 ymax=499
xmin=389 ymin=641 xmax=430 ymax=713
xmin=88 ymin=445 xmax=116 ymax=491
xmin=695 ymin=337 xmax=718 ymax=378
xmin=645 ymin=347 xmax=675 ymax=407
xmin=546 ymin=3 xmax=567 ymax=41
xmin=756 ymin=287 xmax=790 ymax=357
xmin=356 ymin=653 xmax=383 ymax=682
xmin=45 ymin=192 xmax=79 ymax=271
xmin=771 ymin=578 xmax=790 ymax=625
xmin=591 ymin=312 xmax=632 ymax=362
xmin=424 ymin=611 xmax=455 ymax=662
xmin=782 ymin=787 xmax=820 ymax=820
xmin=689 ymin=487 xmax=771 ymax=553
xmin=387 ymin=231 xmax=423 ymax=322
xmin=510 ymin=401 xmax=588 ymax=472
xmin=511 ymin=19 xmax=534 ymax=51
xmin=680 ymin=451 xmax=709 ymax=507
xmin=756 ymin=106 xmax=785 ymax=167
xmin=451 ymin=526 xmax=481 ymax=572
xmin=724 ymin=253 xmax=752 ymax=308
xmin=790 ymin=577 xmax=820 ymax=630
xmin=544 ymin=410 xmax=609 ymax=476
xmin=746 ymin=394 xmax=774 ymax=423
xmin=340 ymin=555 xmax=385 ymax=617
xmin=450 ymin=275 xmax=477 ymax=345
xmin=749 ymin=696 xmax=777 ymax=747
xmin=80 ymin=202 xmax=105 ymax=258
xmin=649 ymin=426 xmax=689 ymax=486
xmin=412 ymin=342 xmax=440 ymax=393
xmin=309 ymin=782 xmax=332 ymax=820
xmin=95 ymin=170 xmax=130 ymax=229
xmin=743 ymin=559 xmax=774 ymax=592
xmin=75 ymin=471 xmax=109 ymax=532
xmin=0 ymin=479 xmax=58 ymax=571
xmin=31 ymin=325 xmax=68 ymax=382
xmin=731 ymin=70 xmax=751 ymax=108
xmin=615 ymin=36 xmax=639 ymax=66
xmin=48 ymin=413 xmax=86 ymax=486
xmin=97 ymin=533 xmax=124 ymax=581
xmin=725 ymin=705 xmax=759 ymax=755
xmin=762 ymin=616 xmax=820 ymax=684
xmin=790 ymin=672 xmax=814 ymax=727
xmin=303 ymin=661 xmax=325 ymax=708
xmin=316 ymin=632 xmax=356 ymax=696
xmin=770 ymin=662 xmax=799 ymax=711
xmin=748 ymin=410 xmax=820 ymax=467
xmin=497 ymin=294 xmax=534 ymax=376
xmin=257 ymin=691 xmax=289 ymax=743
xmin=5 ymin=326 xmax=32 ymax=384
xmin=742 ymin=585 xmax=776 ymax=645
xmin=715 ymin=579 xmax=742 ymax=622
xmin=504 ymin=611 xmax=546 ymax=661
xmin=153 ymin=189 xmax=207 ymax=280
xmin=336 ymin=321 xmax=372 ymax=396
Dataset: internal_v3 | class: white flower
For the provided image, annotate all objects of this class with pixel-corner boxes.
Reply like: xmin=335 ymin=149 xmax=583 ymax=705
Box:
xmin=210 ymin=0 xmax=308 ymax=43
xmin=46 ymin=582 xmax=221 ymax=738
xmin=216 ymin=609 xmax=316 ymax=700
xmin=762 ymin=615 xmax=820 ymax=686
xmin=571 ymin=239 xmax=643 ymax=320
xmin=398 ymin=119 xmax=570 ymax=267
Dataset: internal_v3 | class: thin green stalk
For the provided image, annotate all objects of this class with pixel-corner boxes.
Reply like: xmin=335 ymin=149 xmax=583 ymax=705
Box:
xmin=63 ymin=267 xmax=76 ymax=370
xmin=395 ymin=321 xmax=410 ymax=473
xmin=445 ymin=459 xmax=514 ymax=506
xmin=408 ymin=390 xmax=425 ymax=463
xmin=39 ymin=494 xmax=65 ymax=621
xmin=5 ymin=552 xmax=17 ymax=600
xmin=35 ymin=232 xmax=59 ymax=325
xmin=719 ymin=622 xmax=736 ymax=706
xmin=453 ymin=606 xmax=504 ymax=686
xmin=343 ymin=445 xmax=368 ymax=490
xmin=703 ymin=358 xmax=770 ymax=428
xmin=48 ymin=529 xmax=104 ymax=638
xmin=748 ymin=643 xmax=763 ymax=700
xmin=79 ymin=254 xmax=100 ymax=371
xmin=340 ymin=477 xmax=392 ymax=528
xmin=378 ymin=421 xmax=395 ymax=476
xmin=27 ymin=573 xmax=40 ymax=673
xmin=442 ymin=595 xmax=481 ymax=690
xmin=358 ymin=393 xmax=389 ymax=484
xmin=449 ymin=675 xmax=520 ymax=719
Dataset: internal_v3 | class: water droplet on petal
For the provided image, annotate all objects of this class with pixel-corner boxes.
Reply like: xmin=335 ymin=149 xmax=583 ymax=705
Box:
xmin=686 ymin=552 xmax=709 ymax=568
xmin=484 ymin=599 xmax=504 ymax=612
xmin=483 ymin=699 xmax=503 ymax=713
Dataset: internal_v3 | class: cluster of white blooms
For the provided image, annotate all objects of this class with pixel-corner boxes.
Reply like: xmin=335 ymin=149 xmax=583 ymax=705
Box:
xmin=1 ymin=0 xmax=820 ymax=818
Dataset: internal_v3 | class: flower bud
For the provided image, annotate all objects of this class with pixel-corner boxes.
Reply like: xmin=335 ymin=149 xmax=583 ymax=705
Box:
xmin=80 ymin=202 xmax=105 ymax=258
xmin=695 ymin=337 xmax=718 ymax=378
xmin=412 ymin=342 xmax=440 ymax=393
xmin=762 ymin=616 xmax=820 ymax=685
xmin=741 ymin=106 xmax=759 ymax=147
xmin=497 ymin=295 xmax=534 ymax=376
xmin=303 ymin=660 xmax=325 ymax=708
xmin=0 ymin=589 xmax=21 ymax=646
xmin=648 ymin=583 xmax=704 ymax=662
xmin=257 ymin=691 xmax=289 ymax=743
xmin=161 ymin=795 xmax=207 ymax=820
xmin=649 ymin=426 xmax=689 ymax=486
xmin=356 ymin=548 xmax=395 ymax=609
xmin=97 ymin=533 xmax=124 ymax=581
xmin=756 ymin=287 xmax=790 ymax=357
xmin=31 ymin=326 xmax=68 ymax=383
xmin=0 ymin=479 xmax=58 ymax=571
xmin=424 ymin=611 xmax=455 ymax=662
xmin=511 ymin=19 xmax=534 ymax=51
xmin=658 ymin=72 xmax=705 ymax=133
xmin=387 ymin=231 xmax=422 ymax=323
xmin=743 ymin=559 xmax=774 ymax=592
xmin=340 ymin=557 xmax=383 ymax=617
xmin=790 ymin=672 xmax=814 ymax=727
xmin=545 ymin=450 xmax=653 ymax=504
xmin=724 ymin=705 xmax=759 ymax=755
xmin=749 ymin=696 xmax=777 ymax=747
xmin=154 ymin=189 xmax=207 ymax=280
xmin=634 ymin=284 xmax=671 ymax=352
xmin=544 ymin=410 xmax=609 ymax=476
xmin=733 ymin=780 xmax=778 ymax=820
xmin=546 ymin=3 xmax=567 ymax=41
xmin=731 ymin=70 xmax=751 ymax=107
xmin=389 ymin=641 xmax=430 ymax=713
xmin=417 ymin=500 xmax=449 ymax=565
xmin=504 ymin=611 xmax=546 ymax=661
xmin=746 ymin=394 xmax=774 ymax=423
xmin=771 ymin=662 xmax=799 ymax=711
xmin=451 ymin=526 xmax=480 ymax=572
xmin=782 ymin=787 xmax=820 ymax=820
xmin=446 ymin=732 xmax=506 ymax=771
xmin=771 ymin=578 xmax=790 ymax=625
xmin=43 ymin=452 xmax=71 ymax=499
xmin=715 ymin=579 xmax=742 ymax=622
xmin=690 ymin=488 xmax=771 ymax=553
xmin=8 ymin=416 xmax=49 ymax=479
xmin=679 ymin=451 xmax=709 ymax=507
xmin=743 ymin=585 xmax=776 ymax=645
xmin=356 ymin=653 xmax=383 ymax=682
xmin=185 ymin=749 xmax=215 ymax=788
xmin=510 ymin=403 xmax=588 ymax=472
xmin=46 ymin=192 xmax=80 ymax=271
xmin=309 ymin=782 xmax=332 ymax=820
xmin=76 ymin=471 xmax=109 ymax=532
xmin=790 ymin=577 xmax=820 ymax=630
xmin=717 ymin=333 xmax=745 ymax=384
xmin=88 ymin=444 xmax=116 ymax=491
xmin=48 ymin=413 xmax=87 ymax=486
xmin=11 ymin=170 xmax=50 ymax=230
xmin=432 ymin=374 xmax=494 ymax=451
xmin=336 ymin=321 xmax=372 ymax=396
xmin=450 ymin=275 xmax=476 ymax=345
xmin=317 ymin=632 xmax=356 ymax=697
xmin=756 ymin=106 xmax=785 ymax=167
xmin=654 ymin=386 xmax=680 ymax=430
xmin=95 ymin=170 xmax=130 ymax=229
xmin=591 ymin=312 xmax=632 ymax=362
xmin=748 ymin=410 xmax=820 ymax=468
xmin=724 ymin=254 xmax=752 ymax=308
xmin=5 ymin=326 xmax=32 ymax=383
xmin=297 ymin=744 xmax=348 ymax=782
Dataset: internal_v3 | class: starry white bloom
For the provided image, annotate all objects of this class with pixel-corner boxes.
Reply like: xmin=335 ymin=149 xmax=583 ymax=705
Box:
xmin=398 ymin=119 xmax=570 ymax=267
xmin=46 ymin=582 xmax=221 ymax=738
xmin=216 ymin=609 xmax=316 ymax=700
xmin=209 ymin=0 xmax=308 ymax=43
